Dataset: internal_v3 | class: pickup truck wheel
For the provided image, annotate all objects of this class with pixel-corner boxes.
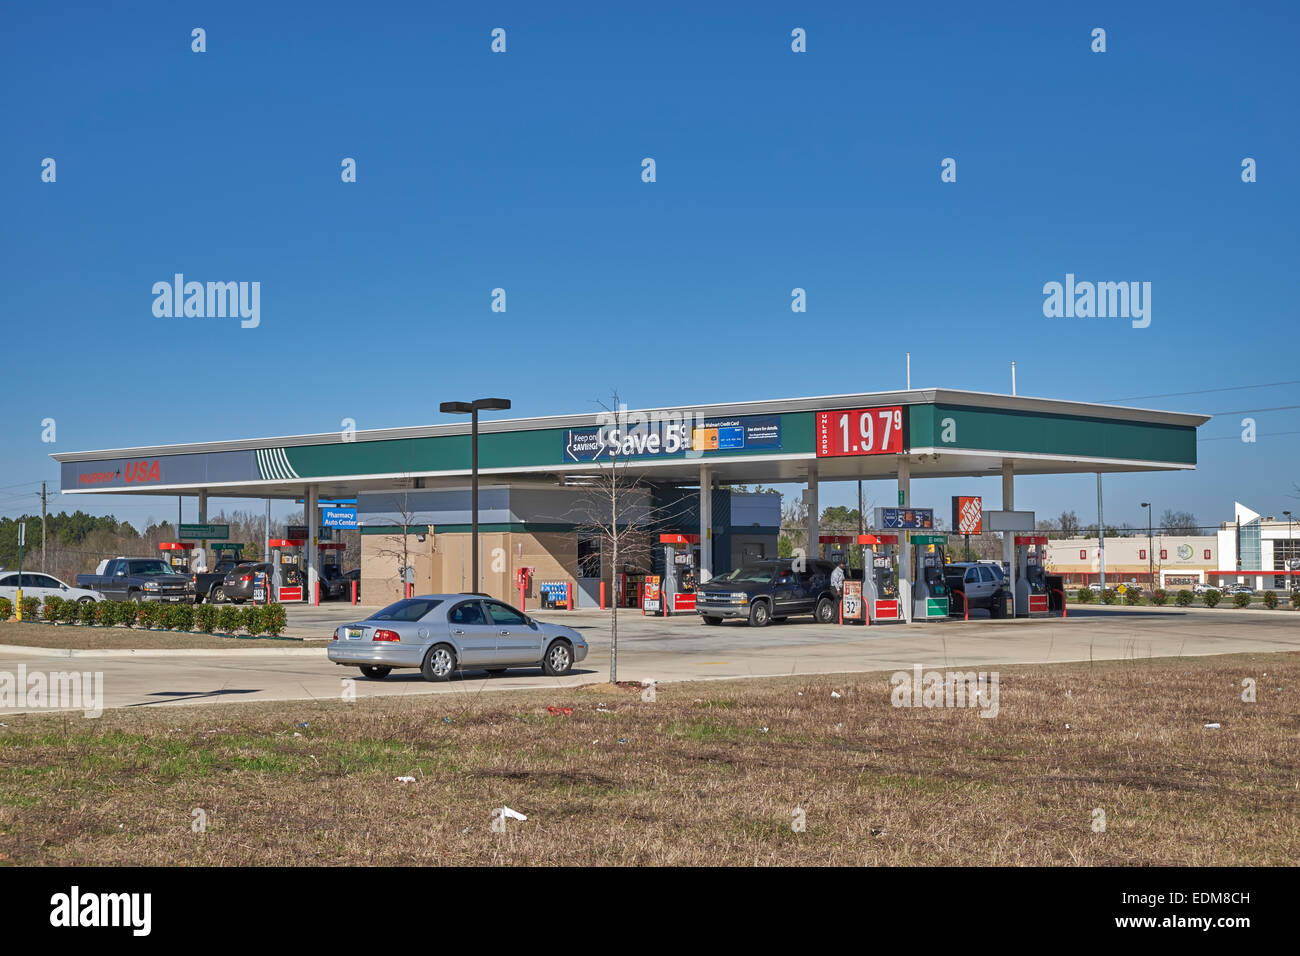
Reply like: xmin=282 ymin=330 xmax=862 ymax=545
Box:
xmin=815 ymin=597 xmax=837 ymax=624
xmin=130 ymin=593 xmax=143 ymax=604
xmin=701 ymin=616 xmax=722 ymax=626
xmin=748 ymin=600 xmax=771 ymax=627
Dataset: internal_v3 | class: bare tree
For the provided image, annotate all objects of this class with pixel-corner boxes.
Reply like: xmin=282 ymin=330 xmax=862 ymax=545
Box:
xmin=368 ymin=489 xmax=428 ymax=601
xmin=1159 ymin=509 xmax=1199 ymax=534
xmin=560 ymin=394 xmax=693 ymax=683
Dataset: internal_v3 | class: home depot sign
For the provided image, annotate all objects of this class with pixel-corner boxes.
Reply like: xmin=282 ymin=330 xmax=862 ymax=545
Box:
xmin=952 ymin=496 xmax=983 ymax=535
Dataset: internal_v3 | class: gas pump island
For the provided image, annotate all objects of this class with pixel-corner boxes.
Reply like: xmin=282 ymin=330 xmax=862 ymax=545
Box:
xmin=859 ymin=534 xmax=901 ymax=623
xmin=909 ymin=533 xmax=950 ymax=620
xmin=1014 ymin=535 xmax=1051 ymax=617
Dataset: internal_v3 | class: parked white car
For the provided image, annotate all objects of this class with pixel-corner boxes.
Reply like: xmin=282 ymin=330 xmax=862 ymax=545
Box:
xmin=0 ymin=571 xmax=105 ymax=604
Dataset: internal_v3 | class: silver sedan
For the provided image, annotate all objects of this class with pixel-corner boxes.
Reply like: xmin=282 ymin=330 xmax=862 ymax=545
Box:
xmin=327 ymin=594 xmax=589 ymax=681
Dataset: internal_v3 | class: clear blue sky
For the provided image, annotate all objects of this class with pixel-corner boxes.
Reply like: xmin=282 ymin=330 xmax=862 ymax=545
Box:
xmin=3 ymin=1 xmax=1297 ymax=532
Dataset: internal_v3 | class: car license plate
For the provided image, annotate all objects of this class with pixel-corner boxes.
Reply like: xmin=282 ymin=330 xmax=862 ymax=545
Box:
xmin=347 ymin=628 xmax=363 ymax=640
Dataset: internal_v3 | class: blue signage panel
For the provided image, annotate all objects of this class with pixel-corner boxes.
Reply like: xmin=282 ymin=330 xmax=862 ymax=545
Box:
xmin=875 ymin=507 xmax=935 ymax=530
xmin=321 ymin=507 xmax=358 ymax=529
xmin=563 ymin=414 xmax=782 ymax=463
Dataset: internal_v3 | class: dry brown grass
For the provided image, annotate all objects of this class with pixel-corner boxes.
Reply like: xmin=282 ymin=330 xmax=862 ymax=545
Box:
xmin=1 ymin=652 xmax=1296 ymax=866
xmin=0 ymin=621 xmax=301 ymax=650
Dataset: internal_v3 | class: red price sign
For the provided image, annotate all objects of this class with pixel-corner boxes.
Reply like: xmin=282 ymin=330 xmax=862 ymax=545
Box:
xmin=816 ymin=406 xmax=904 ymax=457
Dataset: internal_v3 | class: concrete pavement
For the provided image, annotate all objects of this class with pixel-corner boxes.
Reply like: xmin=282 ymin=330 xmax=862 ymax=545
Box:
xmin=1 ymin=605 xmax=1296 ymax=715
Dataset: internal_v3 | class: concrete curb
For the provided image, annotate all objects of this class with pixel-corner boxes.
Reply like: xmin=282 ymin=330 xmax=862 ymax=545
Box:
xmin=0 ymin=644 xmax=327 ymax=659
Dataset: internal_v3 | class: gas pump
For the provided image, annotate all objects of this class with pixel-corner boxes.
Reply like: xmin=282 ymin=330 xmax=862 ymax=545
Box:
xmin=1014 ymin=535 xmax=1050 ymax=617
xmin=659 ymin=533 xmax=700 ymax=615
xmin=910 ymin=533 xmax=950 ymax=621
xmin=858 ymin=534 xmax=901 ymax=623
xmin=158 ymin=542 xmax=195 ymax=573
xmin=817 ymin=535 xmax=852 ymax=564
xmin=268 ymin=538 xmax=306 ymax=601
xmin=317 ymin=542 xmax=345 ymax=603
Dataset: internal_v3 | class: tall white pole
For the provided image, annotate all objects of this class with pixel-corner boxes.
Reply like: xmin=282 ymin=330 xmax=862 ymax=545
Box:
xmin=906 ymin=352 xmax=911 ymax=390
xmin=1011 ymin=361 xmax=1017 ymax=396
xmin=1097 ymin=473 xmax=1106 ymax=590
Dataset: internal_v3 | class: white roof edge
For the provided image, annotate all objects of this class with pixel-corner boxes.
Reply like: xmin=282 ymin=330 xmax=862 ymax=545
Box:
xmin=48 ymin=387 xmax=1211 ymax=463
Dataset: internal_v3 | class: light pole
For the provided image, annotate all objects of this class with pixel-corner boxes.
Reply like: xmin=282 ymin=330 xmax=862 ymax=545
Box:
xmin=1284 ymin=510 xmax=1293 ymax=590
xmin=440 ymin=398 xmax=511 ymax=594
xmin=1141 ymin=502 xmax=1153 ymax=589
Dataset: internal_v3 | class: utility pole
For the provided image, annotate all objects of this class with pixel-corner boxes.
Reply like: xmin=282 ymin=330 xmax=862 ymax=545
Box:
xmin=40 ymin=481 xmax=48 ymax=571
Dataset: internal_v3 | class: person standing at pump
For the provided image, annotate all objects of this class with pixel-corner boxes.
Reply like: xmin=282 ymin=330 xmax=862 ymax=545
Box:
xmin=830 ymin=561 xmax=845 ymax=599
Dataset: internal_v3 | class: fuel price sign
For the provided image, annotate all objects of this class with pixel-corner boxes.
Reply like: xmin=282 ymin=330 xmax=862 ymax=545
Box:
xmin=816 ymin=406 xmax=904 ymax=457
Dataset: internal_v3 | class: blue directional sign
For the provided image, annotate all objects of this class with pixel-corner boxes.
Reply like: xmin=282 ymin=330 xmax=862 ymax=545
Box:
xmin=321 ymin=507 xmax=358 ymax=529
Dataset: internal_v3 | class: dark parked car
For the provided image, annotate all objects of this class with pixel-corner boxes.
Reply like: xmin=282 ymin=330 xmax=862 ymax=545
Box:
xmin=944 ymin=562 xmax=1008 ymax=617
xmin=192 ymin=555 xmax=252 ymax=604
xmin=220 ymin=562 xmax=277 ymax=603
xmin=343 ymin=569 xmax=361 ymax=600
xmin=696 ymin=559 xmax=838 ymax=627
xmin=318 ymin=565 xmax=349 ymax=601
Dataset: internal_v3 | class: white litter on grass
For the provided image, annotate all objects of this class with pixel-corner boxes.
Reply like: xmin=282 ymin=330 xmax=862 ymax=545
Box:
xmin=395 ymin=776 xmax=417 ymax=783
xmin=1064 ymin=724 xmax=1071 ymax=730
xmin=1204 ymin=723 xmax=1221 ymax=729
xmin=759 ymin=726 xmax=769 ymax=733
xmin=292 ymin=732 xmax=301 ymax=737
xmin=500 ymin=807 xmax=527 ymax=822
xmin=831 ymin=691 xmax=842 ymax=699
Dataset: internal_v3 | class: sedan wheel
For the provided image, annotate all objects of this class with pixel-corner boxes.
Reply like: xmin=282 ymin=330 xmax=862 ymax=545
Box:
xmin=421 ymin=644 xmax=457 ymax=682
xmin=542 ymin=640 xmax=573 ymax=677
xmin=78 ymin=596 xmax=95 ymax=605
xmin=359 ymin=665 xmax=391 ymax=680
xmin=211 ymin=587 xmax=225 ymax=604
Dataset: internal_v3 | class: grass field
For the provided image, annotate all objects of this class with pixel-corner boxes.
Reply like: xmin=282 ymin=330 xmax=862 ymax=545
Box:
xmin=1 ymin=652 xmax=1296 ymax=866
xmin=0 ymin=621 xmax=301 ymax=650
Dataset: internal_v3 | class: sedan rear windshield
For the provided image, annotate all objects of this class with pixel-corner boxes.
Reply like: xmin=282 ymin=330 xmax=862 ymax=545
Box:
xmin=371 ymin=598 xmax=444 ymax=621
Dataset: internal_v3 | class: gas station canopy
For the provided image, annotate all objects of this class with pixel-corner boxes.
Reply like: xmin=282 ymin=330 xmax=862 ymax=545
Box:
xmin=51 ymin=388 xmax=1210 ymax=498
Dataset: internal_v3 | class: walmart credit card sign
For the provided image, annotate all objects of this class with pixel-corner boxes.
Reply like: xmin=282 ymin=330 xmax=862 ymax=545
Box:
xmin=563 ymin=414 xmax=781 ymax=462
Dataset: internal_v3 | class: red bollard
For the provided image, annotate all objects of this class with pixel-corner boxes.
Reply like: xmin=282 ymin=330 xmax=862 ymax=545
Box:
xmin=351 ymin=580 xmax=358 ymax=605
xmin=600 ymin=581 xmax=606 ymax=609
xmin=314 ymin=581 xmax=320 ymax=607
xmin=566 ymin=582 xmax=573 ymax=610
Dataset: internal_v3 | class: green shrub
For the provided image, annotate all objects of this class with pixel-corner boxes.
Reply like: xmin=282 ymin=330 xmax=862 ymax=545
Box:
xmin=92 ymin=601 xmax=114 ymax=625
xmin=1099 ymin=588 xmax=1118 ymax=605
xmin=0 ymin=597 xmax=11 ymax=619
xmin=135 ymin=602 xmax=160 ymax=629
xmin=1149 ymin=588 xmax=1168 ymax=606
xmin=216 ymin=605 xmax=242 ymax=635
xmin=1124 ymin=589 xmax=1144 ymax=606
xmin=77 ymin=600 xmax=97 ymax=625
xmin=43 ymin=596 xmax=64 ymax=621
xmin=241 ymin=606 xmax=265 ymax=636
xmin=1291 ymin=590 xmax=1300 ymax=609
xmin=262 ymin=603 xmax=287 ymax=636
xmin=58 ymin=599 xmax=78 ymax=623
xmin=1203 ymin=589 xmax=1221 ymax=608
xmin=1175 ymin=589 xmax=1194 ymax=607
xmin=1075 ymin=587 xmax=1093 ymax=603
xmin=1233 ymin=591 xmax=1252 ymax=608
xmin=20 ymin=596 xmax=39 ymax=620
xmin=194 ymin=603 xmax=218 ymax=633
xmin=1262 ymin=590 xmax=1278 ymax=609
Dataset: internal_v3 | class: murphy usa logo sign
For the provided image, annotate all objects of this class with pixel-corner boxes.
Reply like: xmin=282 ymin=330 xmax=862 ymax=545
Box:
xmin=78 ymin=460 xmax=161 ymax=485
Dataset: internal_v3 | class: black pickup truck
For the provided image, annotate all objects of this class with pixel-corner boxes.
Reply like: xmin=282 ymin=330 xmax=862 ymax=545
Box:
xmin=695 ymin=559 xmax=839 ymax=627
xmin=76 ymin=557 xmax=196 ymax=603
